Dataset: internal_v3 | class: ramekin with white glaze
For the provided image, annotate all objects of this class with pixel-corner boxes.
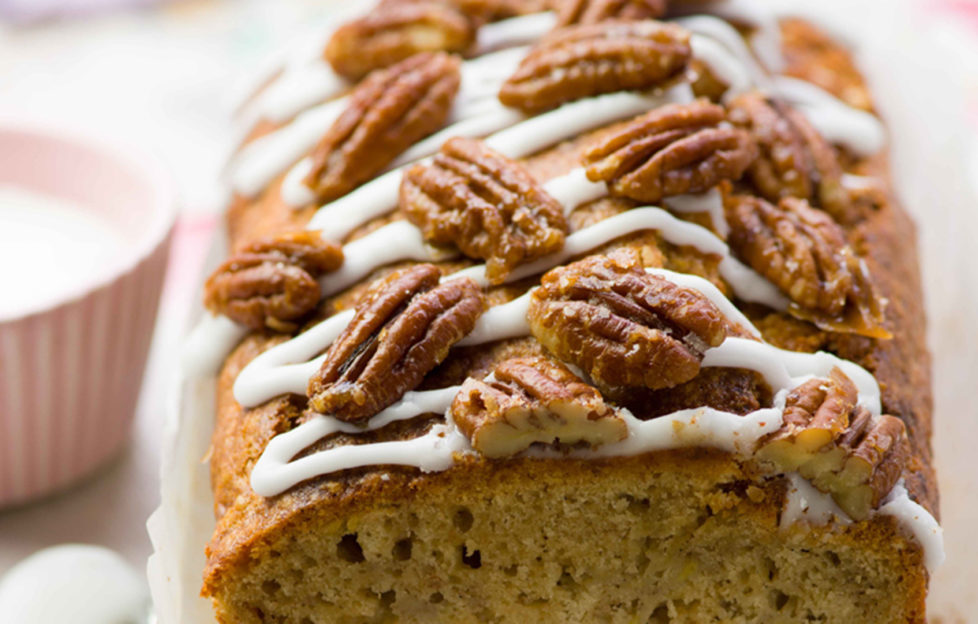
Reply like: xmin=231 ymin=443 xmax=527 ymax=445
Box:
xmin=0 ymin=121 xmax=175 ymax=507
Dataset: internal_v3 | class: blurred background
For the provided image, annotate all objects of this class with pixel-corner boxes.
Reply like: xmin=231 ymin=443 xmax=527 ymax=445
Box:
xmin=0 ymin=0 xmax=976 ymax=621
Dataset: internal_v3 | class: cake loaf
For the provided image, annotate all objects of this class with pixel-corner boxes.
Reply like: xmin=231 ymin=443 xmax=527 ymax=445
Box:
xmin=194 ymin=1 xmax=944 ymax=621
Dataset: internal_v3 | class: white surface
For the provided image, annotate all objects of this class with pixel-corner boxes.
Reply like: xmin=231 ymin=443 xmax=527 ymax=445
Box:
xmin=0 ymin=544 xmax=149 ymax=624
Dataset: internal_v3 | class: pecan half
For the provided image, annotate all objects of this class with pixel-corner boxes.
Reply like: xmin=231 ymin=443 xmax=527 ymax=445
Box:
xmin=727 ymin=92 xmax=853 ymax=224
xmin=498 ymin=20 xmax=691 ymax=114
xmin=583 ymin=100 xmax=757 ymax=203
xmin=452 ymin=0 xmax=550 ymax=24
xmin=756 ymin=368 xmax=857 ymax=470
xmin=304 ymin=52 xmax=461 ymax=203
xmin=527 ymin=255 xmax=728 ymax=391
xmin=204 ymin=231 xmax=343 ymax=332
xmin=325 ymin=1 xmax=474 ymax=81
xmin=308 ymin=264 xmax=484 ymax=423
xmin=555 ymin=0 xmax=667 ymax=26
xmin=401 ymin=137 xmax=568 ymax=284
xmin=756 ymin=368 xmax=910 ymax=520
xmin=452 ymin=355 xmax=626 ymax=457
xmin=724 ymin=194 xmax=888 ymax=338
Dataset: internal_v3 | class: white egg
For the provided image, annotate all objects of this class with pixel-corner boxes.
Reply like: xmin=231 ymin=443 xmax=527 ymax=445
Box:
xmin=0 ymin=545 xmax=148 ymax=624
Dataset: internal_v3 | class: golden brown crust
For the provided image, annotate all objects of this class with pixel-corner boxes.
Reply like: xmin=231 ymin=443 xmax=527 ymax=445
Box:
xmin=203 ymin=13 xmax=937 ymax=617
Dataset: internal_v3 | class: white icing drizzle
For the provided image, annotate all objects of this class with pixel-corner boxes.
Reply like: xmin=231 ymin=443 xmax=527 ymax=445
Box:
xmin=474 ymin=11 xmax=556 ymax=53
xmin=645 ymin=268 xmax=760 ymax=338
xmin=677 ymin=15 xmax=884 ymax=158
xmin=690 ymin=33 xmax=754 ymax=98
xmin=485 ymin=86 xmax=691 ymax=157
xmin=879 ymin=481 xmax=945 ymax=575
xmin=457 ymin=46 xmax=530 ymax=107
xmin=255 ymin=60 xmax=348 ymax=124
xmin=387 ymin=105 xmax=526 ymax=170
xmin=703 ymin=0 xmax=785 ymax=73
xmin=542 ymin=168 xmax=608 ymax=213
xmin=251 ymin=391 xmax=469 ymax=497
xmin=236 ymin=46 xmax=526 ymax=202
xmin=769 ymin=76 xmax=886 ymax=156
xmin=318 ymin=221 xmax=457 ymax=298
xmin=281 ymin=157 xmax=317 ymax=207
xmin=456 ymin=291 xmax=533 ymax=347
xmin=780 ymin=472 xmax=851 ymax=528
xmin=663 ymin=188 xmax=729 ymax=237
xmin=442 ymin=207 xmax=734 ymax=287
xmin=676 ymin=15 xmax=771 ymax=88
xmin=702 ymin=337 xmax=881 ymax=416
xmin=305 ymin=88 xmax=692 ymax=240
xmin=233 ymin=309 xmax=356 ymax=408
xmin=183 ymin=314 xmax=248 ymax=378
xmin=230 ymin=97 xmax=348 ymax=197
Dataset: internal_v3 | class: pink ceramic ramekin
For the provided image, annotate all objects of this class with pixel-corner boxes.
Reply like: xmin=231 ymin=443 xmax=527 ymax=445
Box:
xmin=0 ymin=122 xmax=175 ymax=507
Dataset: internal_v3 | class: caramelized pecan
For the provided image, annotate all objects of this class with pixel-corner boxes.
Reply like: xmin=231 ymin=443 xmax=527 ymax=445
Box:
xmin=308 ymin=264 xmax=484 ymax=423
xmin=583 ymin=100 xmax=757 ymax=203
xmin=727 ymin=92 xmax=853 ymax=224
xmin=325 ymin=1 xmax=474 ymax=81
xmin=527 ymin=255 xmax=728 ymax=391
xmin=451 ymin=0 xmax=550 ymax=23
xmin=498 ymin=20 xmax=691 ymax=114
xmin=204 ymin=231 xmax=343 ymax=332
xmin=757 ymin=368 xmax=857 ymax=469
xmin=304 ymin=52 xmax=461 ymax=203
xmin=724 ymin=194 xmax=888 ymax=338
xmin=401 ymin=137 xmax=568 ymax=284
xmin=555 ymin=0 xmax=667 ymax=26
xmin=756 ymin=368 xmax=910 ymax=520
xmin=452 ymin=355 xmax=626 ymax=457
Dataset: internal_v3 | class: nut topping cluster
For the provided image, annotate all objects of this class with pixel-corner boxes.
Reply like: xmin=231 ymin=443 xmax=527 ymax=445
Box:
xmin=325 ymin=1 xmax=474 ymax=81
xmin=583 ymin=100 xmax=757 ymax=203
xmin=555 ymin=0 xmax=668 ymax=27
xmin=307 ymin=264 xmax=484 ymax=423
xmin=204 ymin=231 xmax=343 ymax=332
xmin=527 ymin=255 xmax=728 ymax=392
xmin=756 ymin=368 xmax=911 ymax=520
xmin=451 ymin=355 xmax=626 ymax=458
xmin=401 ymin=137 xmax=568 ymax=284
xmin=727 ymin=92 xmax=854 ymax=224
xmin=724 ymin=193 xmax=888 ymax=337
xmin=304 ymin=52 xmax=460 ymax=204
xmin=498 ymin=20 xmax=691 ymax=114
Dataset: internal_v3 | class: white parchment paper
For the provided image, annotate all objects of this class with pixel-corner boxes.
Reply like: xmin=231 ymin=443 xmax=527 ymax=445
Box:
xmin=147 ymin=2 xmax=978 ymax=621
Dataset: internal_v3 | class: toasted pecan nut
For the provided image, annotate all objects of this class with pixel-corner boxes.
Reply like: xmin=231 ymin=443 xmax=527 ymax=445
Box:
xmin=401 ymin=137 xmax=568 ymax=284
xmin=756 ymin=368 xmax=857 ymax=470
xmin=498 ymin=20 xmax=691 ymax=114
xmin=304 ymin=52 xmax=461 ymax=204
xmin=308 ymin=264 xmax=485 ymax=423
xmin=555 ymin=0 xmax=667 ymax=26
xmin=527 ymin=255 xmax=727 ymax=391
xmin=724 ymin=193 xmax=888 ymax=338
xmin=755 ymin=368 xmax=910 ymax=520
xmin=451 ymin=355 xmax=626 ymax=458
xmin=204 ymin=231 xmax=343 ymax=332
xmin=819 ymin=412 xmax=910 ymax=520
xmin=452 ymin=0 xmax=550 ymax=24
xmin=325 ymin=1 xmax=474 ymax=81
xmin=583 ymin=100 xmax=757 ymax=203
xmin=727 ymin=92 xmax=853 ymax=224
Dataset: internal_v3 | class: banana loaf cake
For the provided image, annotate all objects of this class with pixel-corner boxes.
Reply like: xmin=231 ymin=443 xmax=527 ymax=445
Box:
xmin=194 ymin=1 xmax=944 ymax=621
